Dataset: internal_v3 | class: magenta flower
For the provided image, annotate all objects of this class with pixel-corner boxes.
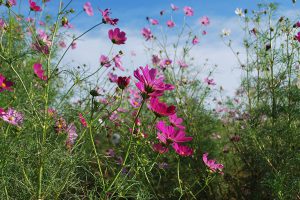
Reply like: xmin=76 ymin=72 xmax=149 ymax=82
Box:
xmin=59 ymin=41 xmax=66 ymax=48
xmin=117 ymin=76 xmax=130 ymax=90
xmin=149 ymin=18 xmax=159 ymax=25
xmin=152 ymin=143 xmax=169 ymax=154
xmin=295 ymin=32 xmax=300 ymax=42
xmin=156 ymin=121 xmax=192 ymax=144
xmin=152 ymin=55 xmax=160 ymax=66
xmin=172 ymin=143 xmax=193 ymax=156
xmin=79 ymin=113 xmax=87 ymax=127
xmin=0 ymin=74 xmax=14 ymax=92
xmin=149 ymin=98 xmax=176 ymax=117
xmin=99 ymin=8 xmax=119 ymax=25
xmin=183 ymin=6 xmax=194 ymax=16
xmin=169 ymin=113 xmax=185 ymax=130
xmin=167 ymin=20 xmax=175 ymax=28
xmin=100 ymin=55 xmax=111 ymax=67
xmin=29 ymin=0 xmax=42 ymax=12
xmin=295 ymin=21 xmax=300 ymax=28
xmin=108 ymin=72 xmax=118 ymax=83
xmin=83 ymin=2 xmax=94 ymax=16
xmin=0 ymin=18 xmax=7 ymax=29
xmin=7 ymin=0 xmax=17 ymax=7
xmin=113 ymin=54 xmax=124 ymax=71
xmin=66 ymin=123 xmax=78 ymax=149
xmin=192 ymin=36 xmax=199 ymax=45
xmin=178 ymin=60 xmax=188 ymax=69
xmin=1 ymin=108 xmax=23 ymax=126
xmin=108 ymin=28 xmax=127 ymax=45
xmin=202 ymin=153 xmax=224 ymax=174
xmin=204 ymin=77 xmax=216 ymax=86
xmin=33 ymin=63 xmax=47 ymax=81
xmin=134 ymin=65 xmax=174 ymax=98
xmin=141 ymin=27 xmax=153 ymax=41
xmin=200 ymin=16 xmax=210 ymax=26
xmin=171 ymin=3 xmax=179 ymax=11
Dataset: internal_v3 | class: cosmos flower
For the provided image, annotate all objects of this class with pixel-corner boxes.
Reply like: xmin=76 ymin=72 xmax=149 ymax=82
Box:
xmin=169 ymin=113 xmax=185 ymax=130
xmin=178 ymin=60 xmax=188 ymax=69
xmin=79 ymin=113 xmax=87 ymax=127
xmin=100 ymin=55 xmax=111 ymax=68
xmin=192 ymin=36 xmax=199 ymax=45
xmin=200 ymin=16 xmax=210 ymax=26
xmin=149 ymin=18 xmax=159 ymax=25
xmin=33 ymin=63 xmax=47 ymax=81
xmin=235 ymin=8 xmax=245 ymax=17
xmin=108 ymin=72 xmax=118 ymax=83
xmin=167 ymin=20 xmax=175 ymax=28
xmin=99 ymin=8 xmax=119 ymax=25
xmin=0 ymin=74 xmax=14 ymax=92
xmin=183 ymin=6 xmax=194 ymax=16
xmin=1 ymin=108 xmax=24 ymax=126
xmin=108 ymin=28 xmax=127 ymax=45
xmin=55 ymin=117 xmax=67 ymax=134
xmin=149 ymin=98 xmax=176 ymax=117
xmin=156 ymin=120 xmax=192 ymax=144
xmin=202 ymin=152 xmax=224 ymax=174
xmin=29 ymin=0 xmax=42 ymax=12
xmin=134 ymin=65 xmax=174 ymax=98
xmin=171 ymin=3 xmax=179 ymax=11
xmin=113 ymin=54 xmax=124 ymax=71
xmin=117 ymin=76 xmax=130 ymax=90
xmin=66 ymin=123 xmax=78 ymax=149
xmin=172 ymin=143 xmax=193 ymax=156
xmin=204 ymin=77 xmax=216 ymax=86
xmin=141 ymin=27 xmax=153 ymax=41
xmin=295 ymin=32 xmax=300 ymax=42
xmin=152 ymin=143 xmax=169 ymax=154
xmin=83 ymin=2 xmax=94 ymax=16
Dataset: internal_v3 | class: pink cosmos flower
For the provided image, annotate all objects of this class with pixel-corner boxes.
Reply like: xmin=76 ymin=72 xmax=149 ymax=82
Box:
xmin=295 ymin=32 xmax=300 ymax=42
xmin=33 ymin=63 xmax=47 ymax=81
xmin=169 ymin=113 xmax=185 ymax=130
xmin=117 ymin=76 xmax=130 ymax=90
xmin=29 ymin=0 xmax=42 ymax=12
xmin=130 ymin=98 xmax=141 ymax=108
xmin=149 ymin=18 xmax=159 ymax=25
xmin=134 ymin=65 xmax=175 ymax=98
xmin=100 ymin=55 xmax=111 ymax=67
xmin=204 ymin=77 xmax=216 ymax=86
xmin=6 ymin=0 xmax=16 ymax=7
xmin=159 ymin=59 xmax=172 ymax=70
xmin=171 ymin=3 xmax=179 ymax=11
xmin=0 ymin=108 xmax=5 ymax=117
xmin=149 ymin=98 xmax=176 ymax=117
xmin=172 ymin=143 xmax=193 ymax=156
xmin=32 ymin=30 xmax=51 ymax=54
xmin=178 ymin=60 xmax=188 ymax=69
xmin=152 ymin=55 xmax=160 ymax=66
xmin=167 ymin=20 xmax=175 ymax=28
xmin=55 ymin=117 xmax=67 ymax=133
xmin=108 ymin=72 xmax=118 ymax=83
xmin=0 ymin=19 xmax=7 ymax=29
xmin=295 ymin=21 xmax=300 ymax=28
xmin=141 ymin=27 xmax=153 ymax=41
xmin=202 ymin=30 xmax=207 ymax=35
xmin=83 ymin=2 xmax=94 ymax=16
xmin=0 ymin=74 xmax=14 ymax=92
xmin=1 ymin=108 xmax=23 ymax=126
xmin=99 ymin=8 xmax=119 ymax=25
xmin=200 ymin=16 xmax=210 ymax=26
xmin=156 ymin=121 xmax=192 ymax=144
xmin=192 ymin=36 xmax=199 ymax=45
xmin=66 ymin=123 xmax=78 ymax=149
xmin=202 ymin=152 xmax=224 ymax=174
xmin=79 ymin=113 xmax=87 ymax=127
xmin=71 ymin=41 xmax=77 ymax=49
xmin=38 ymin=21 xmax=45 ymax=26
xmin=113 ymin=54 xmax=124 ymax=71
xmin=183 ymin=6 xmax=194 ymax=16
xmin=152 ymin=143 xmax=169 ymax=154
xmin=108 ymin=28 xmax=127 ymax=45
xmin=58 ymin=41 xmax=66 ymax=48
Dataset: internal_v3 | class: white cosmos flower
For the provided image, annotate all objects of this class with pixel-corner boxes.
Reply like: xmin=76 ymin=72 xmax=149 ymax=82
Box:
xmin=221 ymin=29 xmax=231 ymax=37
xmin=235 ymin=8 xmax=245 ymax=17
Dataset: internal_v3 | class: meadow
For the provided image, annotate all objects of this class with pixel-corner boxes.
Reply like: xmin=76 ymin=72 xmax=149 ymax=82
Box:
xmin=0 ymin=0 xmax=299 ymax=199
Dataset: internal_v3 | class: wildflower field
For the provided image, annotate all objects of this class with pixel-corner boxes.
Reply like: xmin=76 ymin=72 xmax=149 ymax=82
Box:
xmin=0 ymin=0 xmax=299 ymax=199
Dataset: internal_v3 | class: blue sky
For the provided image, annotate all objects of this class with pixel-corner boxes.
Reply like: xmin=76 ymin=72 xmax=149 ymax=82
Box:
xmin=3 ymin=0 xmax=300 ymax=95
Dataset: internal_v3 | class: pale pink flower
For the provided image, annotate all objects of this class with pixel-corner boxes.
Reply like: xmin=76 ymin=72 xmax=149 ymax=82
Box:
xmin=100 ymin=55 xmax=111 ymax=67
xmin=183 ymin=6 xmax=194 ymax=16
xmin=141 ymin=27 xmax=153 ymax=41
xmin=83 ymin=2 xmax=94 ymax=16
xmin=149 ymin=18 xmax=159 ymax=25
xmin=200 ymin=16 xmax=210 ymax=26
xmin=167 ymin=20 xmax=175 ymax=28
xmin=113 ymin=54 xmax=124 ymax=71
xmin=171 ymin=3 xmax=179 ymax=11
xmin=192 ymin=36 xmax=199 ymax=45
